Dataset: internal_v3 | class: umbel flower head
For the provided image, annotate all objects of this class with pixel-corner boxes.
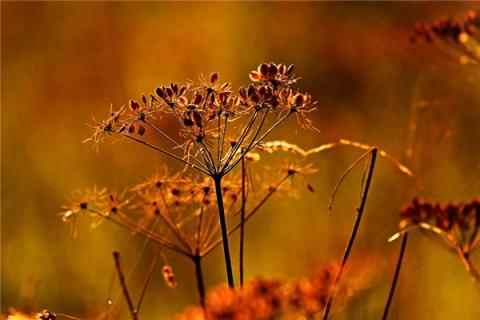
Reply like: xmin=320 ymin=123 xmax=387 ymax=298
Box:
xmin=85 ymin=63 xmax=317 ymax=177
xmin=61 ymin=159 xmax=316 ymax=258
xmin=410 ymin=9 xmax=480 ymax=64
xmin=390 ymin=198 xmax=480 ymax=284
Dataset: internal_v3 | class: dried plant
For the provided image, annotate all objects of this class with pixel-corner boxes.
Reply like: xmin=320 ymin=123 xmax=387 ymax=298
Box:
xmin=390 ymin=198 xmax=480 ymax=284
xmin=173 ymin=259 xmax=377 ymax=320
xmin=61 ymin=156 xmax=315 ymax=313
xmin=411 ymin=9 xmax=480 ymax=65
xmin=84 ymin=63 xmax=316 ymax=288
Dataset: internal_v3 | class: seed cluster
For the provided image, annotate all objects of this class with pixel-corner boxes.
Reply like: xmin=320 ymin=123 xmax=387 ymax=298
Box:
xmin=398 ymin=198 xmax=480 ymax=254
xmin=86 ymin=63 xmax=316 ymax=176
xmin=411 ymin=9 xmax=480 ymax=64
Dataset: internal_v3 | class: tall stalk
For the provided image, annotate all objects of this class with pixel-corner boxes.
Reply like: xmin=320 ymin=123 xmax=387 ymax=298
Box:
xmin=239 ymin=157 xmax=247 ymax=287
xmin=382 ymin=233 xmax=408 ymax=320
xmin=322 ymin=148 xmax=377 ymax=320
xmin=213 ymin=175 xmax=235 ymax=288
xmin=193 ymin=255 xmax=206 ymax=307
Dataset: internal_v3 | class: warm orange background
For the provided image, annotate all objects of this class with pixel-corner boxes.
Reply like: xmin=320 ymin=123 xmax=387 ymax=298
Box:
xmin=2 ymin=2 xmax=480 ymax=319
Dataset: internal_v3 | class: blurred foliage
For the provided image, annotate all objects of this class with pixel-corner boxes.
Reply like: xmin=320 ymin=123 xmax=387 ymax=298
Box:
xmin=2 ymin=2 xmax=480 ymax=319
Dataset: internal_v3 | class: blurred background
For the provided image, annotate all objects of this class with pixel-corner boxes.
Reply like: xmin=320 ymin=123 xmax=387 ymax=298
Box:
xmin=2 ymin=2 xmax=480 ymax=319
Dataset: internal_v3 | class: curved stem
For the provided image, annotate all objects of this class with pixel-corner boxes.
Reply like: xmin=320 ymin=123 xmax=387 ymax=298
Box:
xmin=322 ymin=148 xmax=377 ymax=320
xmin=382 ymin=233 xmax=408 ymax=320
xmin=213 ymin=176 xmax=235 ymax=288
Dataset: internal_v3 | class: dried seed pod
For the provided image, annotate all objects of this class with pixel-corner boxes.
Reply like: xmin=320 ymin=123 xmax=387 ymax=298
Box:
xmin=193 ymin=91 xmax=203 ymax=104
xmin=162 ymin=265 xmax=177 ymax=288
xmin=155 ymin=87 xmax=165 ymax=98
xmin=128 ymin=124 xmax=136 ymax=134
xmin=179 ymin=85 xmax=186 ymax=96
xmin=210 ymin=72 xmax=219 ymax=84
xmin=138 ymin=125 xmax=146 ymax=136
xmin=249 ymin=71 xmax=261 ymax=82
xmin=294 ymin=93 xmax=304 ymax=106
xmin=259 ymin=63 xmax=269 ymax=76
xmin=141 ymin=94 xmax=147 ymax=105
xmin=183 ymin=117 xmax=194 ymax=127
xmin=129 ymin=99 xmax=139 ymax=111
xmin=171 ymin=83 xmax=178 ymax=95
xmin=268 ymin=63 xmax=278 ymax=76
xmin=192 ymin=111 xmax=203 ymax=128
xmin=238 ymin=87 xmax=247 ymax=100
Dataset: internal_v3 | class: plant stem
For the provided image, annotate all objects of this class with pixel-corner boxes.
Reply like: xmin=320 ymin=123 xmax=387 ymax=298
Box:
xmin=322 ymin=148 xmax=377 ymax=320
xmin=382 ymin=233 xmax=408 ymax=320
xmin=136 ymin=249 xmax=160 ymax=315
xmin=239 ymin=157 xmax=247 ymax=287
xmin=213 ymin=175 xmax=235 ymax=288
xmin=193 ymin=255 xmax=206 ymax=307
xmin=112 ymin=251 xmax=137 ymax=320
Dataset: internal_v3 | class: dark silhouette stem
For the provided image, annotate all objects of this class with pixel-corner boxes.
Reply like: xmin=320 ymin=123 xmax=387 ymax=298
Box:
xmin=239 ymin=157 xmax=247 ymax=287
xmin=382 ymin=233 xmax=408 ymax=320
xmin=322 ymin=148 xmax=377 ymax=320
xmin=193 ymin=255 xmax=206 ymax=307
xmin=213 ymin=176 xmax=235 ymax=288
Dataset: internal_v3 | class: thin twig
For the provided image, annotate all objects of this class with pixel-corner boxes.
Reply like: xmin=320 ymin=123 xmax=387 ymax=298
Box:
xmin=112 ymin=251 xmax=137 ymax=320
xmin=322 ymin=148 xmax=377 ymax=320
xmin=382 ymin=233 xmax=408 ymax=320
xmin=136 ymin=249 xmax=160 ymax=314
xmin=122 ymin=134 xmax=209 ymax=175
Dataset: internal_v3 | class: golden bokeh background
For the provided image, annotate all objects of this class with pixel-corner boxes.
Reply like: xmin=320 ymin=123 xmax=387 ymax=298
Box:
xmin=2 ymin=2 xmax=480 ymax=319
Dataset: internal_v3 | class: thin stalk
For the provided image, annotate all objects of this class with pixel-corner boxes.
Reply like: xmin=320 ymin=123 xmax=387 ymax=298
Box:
xmin=112 ymin=251 xmax=137 ymax=320
xmin=382 ymin=233 xmax=408 ymax=320
xmin=223 ymin=110 xmax=292 ymax=174
xmin=122 ymin=134 xmax=209 ymax=175
xmin=239 ymin=156 xmax=247 ymax=287
xmin=203 ymin=172 xmax=291 ymax=256
xmin=322 ymin=148 xmax=377 ymax=320
xmin=135 ymin=249 xmax=160 ymax=315
xmin=222 ymin=109 xmax=268 ymax=174
xmin=88 ymin=209 xmax=189 ymax=256
xmin=221 ymin=111 xmax=259 ymax=169
xmin=144 ymin=121 xmax=207 ymax=170
xmin=193 ymin=255 xmax=206 ymax=307
xmin=457 ymin=248 xmax=480 ymax=287
xmin=213 ymin=175 xmax=235 ymax=288
xmin=169 ymin=105 xmax=215 ymax=172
